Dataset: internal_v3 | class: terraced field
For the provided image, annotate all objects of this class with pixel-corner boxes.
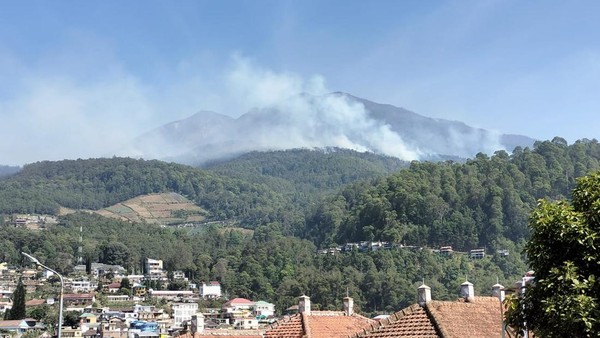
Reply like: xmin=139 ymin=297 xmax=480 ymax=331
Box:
xmin=95 ymin=192 xmax=207 ymax=225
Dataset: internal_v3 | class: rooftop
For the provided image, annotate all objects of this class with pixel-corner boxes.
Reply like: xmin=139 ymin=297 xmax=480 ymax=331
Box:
xmin=350 ymin=297 xmax=505 ymax=338
xmin=265 ymin=311 xmax=373 ymax=338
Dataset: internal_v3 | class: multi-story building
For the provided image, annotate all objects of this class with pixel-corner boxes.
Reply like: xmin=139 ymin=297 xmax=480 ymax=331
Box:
xmin=171 ymin=302 xmax=199 ymax=328
xmin=144 ymin=258 xmax=166 ymax=281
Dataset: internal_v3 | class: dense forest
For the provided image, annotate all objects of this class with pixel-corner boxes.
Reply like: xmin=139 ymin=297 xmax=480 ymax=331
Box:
xmin=0 ymin=149 xmax=406 ymax=232
xmin=1 ymin=137 xmax=600 ymax=315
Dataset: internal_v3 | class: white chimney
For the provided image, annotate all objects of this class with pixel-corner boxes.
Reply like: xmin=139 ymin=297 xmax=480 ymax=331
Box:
xmin=492 ymin=283 xmax=505 ymax=302
xmin=417 ymin=283 xmax=431 ymax=306
xmin=343 ymin=296 xmax=354 ymax=316
xmin=299 ymin=295 xmax=311 ymax=315
xmin=191 ymin=313 xmax=204 ymax=334
xmin=460 ymin=280 xmax=474 ymax=302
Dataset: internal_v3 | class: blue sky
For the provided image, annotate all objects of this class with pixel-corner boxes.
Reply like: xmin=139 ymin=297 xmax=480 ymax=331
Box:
xmin=1 ymin=1 xmax=599 ymax=164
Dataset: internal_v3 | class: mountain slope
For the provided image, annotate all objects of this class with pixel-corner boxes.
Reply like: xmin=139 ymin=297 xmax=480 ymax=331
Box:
xmin=131 ymin=92 xmax=536 ymax=165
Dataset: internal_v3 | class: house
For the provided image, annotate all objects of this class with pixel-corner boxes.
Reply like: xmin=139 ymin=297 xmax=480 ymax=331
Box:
xmin=233 ymin=316 xmax=258 ymax=330
xmin=348 ymin=281 xmax=508 ymax=338
xmin=73 ymin=263 xmax=127 ymax=278
xmin=439 ymin=246 xmax=453 ymax=255
xmin=497 ymin=249 xmax=510 ymax=257
xmin=469 ymin=248 xmax=486 ymax=259
xmin=253 ymin=301 xmax=275 ymax=318
xmin=63 ymin=293 xmax=96 ymax=307
xmin=0 ymin=318 xmax=45 ymax=336
xmin=264 ymin=296 xmax=373 ymax=338
xmin=177 ymin=314 xmax=264 ymax=338
xmin=106 ymin=282 xmax=121 ymax=293
xmin=145 ymin=258 xmax=165 ymax=281
xmin=62 ymin=327 xmax=84 ymax=338
xmin=171 ymin=302 xmax=199 ymax=328
xmin=222 ymin=298 xmax=254 ymax=314
xmin=106 ymin=295 xmax=130 ymax=302
xmin=172 ymin=271 xmax=187 ymax=281
xmin=70 ymin=279 xmax=98 ymax=293
xmin=133 ymin=285 xmax=147 ymax=297
xmin=147 ymin=289 xmax=194 ymax=301
xmin=200 ymin=282 xmax=221 ymax=299
xmin=0 ymin=297 xmax=12 ymax=314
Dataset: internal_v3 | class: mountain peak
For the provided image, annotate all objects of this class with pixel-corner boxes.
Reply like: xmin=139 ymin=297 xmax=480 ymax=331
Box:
xmin=129 ymin=93 xmax=536 ymax=166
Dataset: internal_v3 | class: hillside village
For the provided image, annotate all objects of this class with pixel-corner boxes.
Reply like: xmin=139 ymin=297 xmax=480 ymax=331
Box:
xmin=1 ymin=140 xmax=599 ymax=337
xmin=0 ymin=246 xmax=533 ymax=338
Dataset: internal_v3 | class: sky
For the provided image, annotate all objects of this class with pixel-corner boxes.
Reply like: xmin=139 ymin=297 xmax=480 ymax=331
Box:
xmin=1 ymin=0 xmax=600 ymax=165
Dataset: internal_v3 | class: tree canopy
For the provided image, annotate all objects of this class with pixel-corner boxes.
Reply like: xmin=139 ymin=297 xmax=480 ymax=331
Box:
xmin=507 ymin=171 xmax=600 ymax=337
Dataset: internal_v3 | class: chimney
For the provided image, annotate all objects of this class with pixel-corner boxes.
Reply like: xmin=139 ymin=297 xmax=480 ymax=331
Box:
xmin=417 ymin=283 xmax=431 ymax=306
xmin=460 ymin=280 xmax=474 ymax=302
xmin=343 ymin=296 xmax=354 ymax=316
xmin=299 ymin=295 xmax=311 ymax=315
xmin=492 ymin=283 xmax=505 ymax=302
xmin=191 ymin=313 xmax=204 ymax=334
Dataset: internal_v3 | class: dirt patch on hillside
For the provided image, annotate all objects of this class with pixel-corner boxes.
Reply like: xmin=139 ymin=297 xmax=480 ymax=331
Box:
xmin=95 ymin=192 xmax=207 ymax=225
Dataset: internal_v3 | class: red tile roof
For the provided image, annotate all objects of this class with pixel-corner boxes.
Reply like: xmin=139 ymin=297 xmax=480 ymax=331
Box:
xmin=351 ymin=304 xmax=438 ymax=338
xmin=264 ymin=314 xmax=303 ymax=338
xmin=265 ymin=311 xmax=373 ymax=338
xmin=307 ymin=312 xmax=374 ymax=338
xmin=426 ymin=297 xmax=503 ymax=338
xmin=350 ymin=297 xmax=505 ymax=338
xmin=178 ymin=330 xmax=263 ymax=338
xmin=223 ymin=298 xmax=254 ymax=307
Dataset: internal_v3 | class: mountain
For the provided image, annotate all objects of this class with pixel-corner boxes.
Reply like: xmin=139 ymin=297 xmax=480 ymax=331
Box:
xmin=131 ymin=92 xmax=536 ymax=166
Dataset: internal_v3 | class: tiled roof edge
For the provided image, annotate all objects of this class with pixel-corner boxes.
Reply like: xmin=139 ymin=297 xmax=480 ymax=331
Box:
xmin=346 ymin=303 xmax=424 ymax=338
xmin=265 ymin=313 xmax=298 ymax=331
xmin=301 ymin=312 xmax=311 ymax=338
xmin=350 ymin=313 xmax=376 ymax=324
xmin=423 ymin=302 xmax=447 ymax=338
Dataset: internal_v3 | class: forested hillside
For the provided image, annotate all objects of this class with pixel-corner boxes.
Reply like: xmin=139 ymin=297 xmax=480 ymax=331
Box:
xmin=206 ymin=148 xmax=407 ymax=201
xmin=304 ymin=138 xmax=600 ymax=250
xmin=0 ymin=157 xmax=289 ymax=227
xmin=1 ymin=138 xmax=600 ymax=316
xmin=0 ymin=149 xmax=407 ymax=232
xmin=0 ymin=212 xmax=527 ymax=316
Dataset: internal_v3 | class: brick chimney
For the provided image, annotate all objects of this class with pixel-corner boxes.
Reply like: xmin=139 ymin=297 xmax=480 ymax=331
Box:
xmin=343 ymin=296 xmax=354 ymax=316
xmin=299 ymin=295 xmax=311 ymax=315
xmin=417 ymin=283 xmax=431 ymax=306
xmin=460 ymin=280 xmax=474 ymax=302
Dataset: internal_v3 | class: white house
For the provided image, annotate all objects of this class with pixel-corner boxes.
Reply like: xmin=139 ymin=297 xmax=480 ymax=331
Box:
xmin=171 ymin=302 xmax=199 ymax=328
xmin=253 ymin=301 xmax=275 ymax=318
xmin=69 ymin=279 xmax=98 ymax=293
xmin=200 ymin=281 xmax=221 ymax=299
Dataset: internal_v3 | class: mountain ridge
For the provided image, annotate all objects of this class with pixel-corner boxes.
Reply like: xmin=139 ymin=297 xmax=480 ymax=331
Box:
xmin=131 ymin=92 xmax=536 ymax=166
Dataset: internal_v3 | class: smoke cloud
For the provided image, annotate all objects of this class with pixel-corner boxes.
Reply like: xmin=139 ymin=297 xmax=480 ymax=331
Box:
xmin=1 ymin=50 xmax=504 ymax=166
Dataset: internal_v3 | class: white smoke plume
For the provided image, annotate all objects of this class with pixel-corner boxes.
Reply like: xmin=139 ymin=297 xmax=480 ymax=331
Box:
xmin=219 ymin=56 xmax=422 ymax=160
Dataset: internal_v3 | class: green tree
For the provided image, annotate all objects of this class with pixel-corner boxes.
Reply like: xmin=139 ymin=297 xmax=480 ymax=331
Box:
xmin=120 ymin=277 xmax=131 ymax=290
xmin=6 ymin=278 xmax=26 ymax=320
xmin=507 ymin=171 xmax=600 ymax=337
xmin=99 ymin=242 xmax=130 ymax=267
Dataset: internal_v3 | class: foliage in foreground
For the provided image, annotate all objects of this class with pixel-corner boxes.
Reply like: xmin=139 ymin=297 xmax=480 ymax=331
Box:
xmin=506 ymin=171 xmax=600 ymax=337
